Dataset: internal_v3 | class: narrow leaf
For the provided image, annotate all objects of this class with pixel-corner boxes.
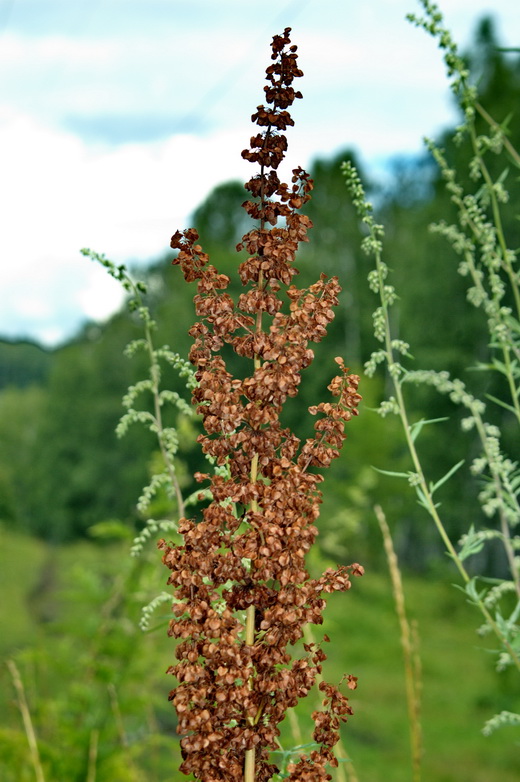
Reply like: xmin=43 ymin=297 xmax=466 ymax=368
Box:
xmin=430 ymin=459 xmax=465 ymax=495
xmin=410 ymin=416 xmax=449 ymax=442
xmin=485 ymin=393 xmax=518 ymax=415
xmin=415 ymin=486 xmax=432 ymax=511
xmin=491 ymin=358 xmax=508 ymax=375
xmin=372 ymin=466 xmax=411 ymax=479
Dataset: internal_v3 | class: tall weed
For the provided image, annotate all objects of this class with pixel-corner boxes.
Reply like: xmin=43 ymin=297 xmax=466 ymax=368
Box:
xmin=343 ymin=0 xmax=520 ymax=736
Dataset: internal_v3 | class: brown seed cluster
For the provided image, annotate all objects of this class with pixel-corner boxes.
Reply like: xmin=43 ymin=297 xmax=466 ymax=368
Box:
xmin=160 ymin=28 xmax=363 ymax=781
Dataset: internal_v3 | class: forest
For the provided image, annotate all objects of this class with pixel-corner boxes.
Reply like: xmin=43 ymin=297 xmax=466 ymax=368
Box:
xmin=1 ymin=11 xmax=519 ymax=782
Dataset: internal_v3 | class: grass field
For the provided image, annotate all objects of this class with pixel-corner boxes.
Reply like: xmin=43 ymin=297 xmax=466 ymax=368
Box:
xmin=1 ymin=525 xmax=518 ymax=781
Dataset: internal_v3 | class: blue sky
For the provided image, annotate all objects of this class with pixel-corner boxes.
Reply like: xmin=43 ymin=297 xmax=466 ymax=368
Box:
xmin=0 ymin=0 xmax=519 ymax=346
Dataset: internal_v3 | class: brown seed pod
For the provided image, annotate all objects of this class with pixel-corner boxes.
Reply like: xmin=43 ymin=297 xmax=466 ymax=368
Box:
xmin=162 ymin=27 xmax=363 ymax=781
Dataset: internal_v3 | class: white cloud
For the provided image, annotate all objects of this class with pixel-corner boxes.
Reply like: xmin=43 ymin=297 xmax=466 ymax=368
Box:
xmin=0 ymin=108 xmax=255 ymax=344
xmin=0 ymin=33 xmax=117 ymax=68
xmin=13 ymin=294 xmax=53 ymax=320
xmin=36 ymin=326 xmax=66 ymax=347
xmin=75 ymin=266 xmax=127 ymax=323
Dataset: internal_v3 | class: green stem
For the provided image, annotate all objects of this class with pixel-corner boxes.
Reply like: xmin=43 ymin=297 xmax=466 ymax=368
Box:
xmin=472 ymin=413 xmax=520 ymax=599
xmin=475 ymin=102 xmax=520 ymax=168
xmin=244 ymin=601 xmax=256 ymax=782
xmin=469 ymin=123 xmax=520 ymax=322
xmin=7 ymin=660 xmax=46 ymax=782
xmin=244 ymin=745 xmax=255 ymax=782
xmin=143 ymin=318 xmax=185 ymax=519
xmin=375 ymin=505 xmax=422 ymax=782
xmin=397 ymin=379 xmax=520 ymax=669
xmin=374 ymin=249 xmax=520 ymax=672
xmin=502 ymin=345 xmax=520 ymax=426
xmin=453 ymin=198 xmax=520 ymax=419
xmin=86 ymin=730 xmax=99 ymax=782
xmin=242 ymin=125 xmax=274 ymax=780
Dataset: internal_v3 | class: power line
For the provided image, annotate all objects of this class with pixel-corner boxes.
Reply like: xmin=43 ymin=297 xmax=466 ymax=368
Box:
xmin=170 ymin=0 xmax=313 ymax=134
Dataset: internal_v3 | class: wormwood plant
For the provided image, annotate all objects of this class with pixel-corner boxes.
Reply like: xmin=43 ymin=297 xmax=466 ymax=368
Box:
xmin=81 ymin=245 xmax=196 ymax=545
xmin=159 ymin=28 xmax=362 ymax=782
xmin=344 ymin=0 xmax=520 ymax=735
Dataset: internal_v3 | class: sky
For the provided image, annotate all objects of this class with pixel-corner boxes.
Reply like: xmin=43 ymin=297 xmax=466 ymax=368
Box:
xmin=0 ymin=0 xmax=519 ymax=347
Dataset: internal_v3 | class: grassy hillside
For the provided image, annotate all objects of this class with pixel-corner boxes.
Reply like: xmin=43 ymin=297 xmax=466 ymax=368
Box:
xmin=0 ymin=525 xmax=518 ymax=781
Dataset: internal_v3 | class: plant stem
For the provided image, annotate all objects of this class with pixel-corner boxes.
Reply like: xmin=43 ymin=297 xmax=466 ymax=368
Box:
xmin=465 ymin=122 xmax=520 ymax=413
xmin=374 ymin=247 xmax=520 ymax=671
xmin=245 ymin=604 xmax=256 ymax=646
xmin=471 ymin=414 xmax=520 ymax=599
xmin=245 ymin=444 xmax=259 ymax=780
xmin=6 ymin=659 xmax=46 ymax=782
xmin=244 ymin=745 xmax=256 ymax=782
xmin=475 ymin=102 xmax=520 ymax=167
xmin=398 ymin=381 xmax=520 ymax=669
xmin=143 ymin=317 xmax=185 ymax=519
xmin=302 ymin=625 xmax=359 ymax=782
xmin=86 ymin=730 xmax=99 ymax=782
xmin=108 ymin=683 xmax=128 ymax=747
xmin=375 ymin=505 xmax=422 ymax=782
xmin=243 ymin=137 xmax=271 ymax=781
xmin=287 ymin=707 xmax=303 ymax=746
xmin=470 ymin=125 xmax=520 ymax=318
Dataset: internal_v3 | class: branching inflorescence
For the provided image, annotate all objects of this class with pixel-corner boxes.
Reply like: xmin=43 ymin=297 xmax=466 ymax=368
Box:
xmin=158 ymin=28 xmax=362 ymax=782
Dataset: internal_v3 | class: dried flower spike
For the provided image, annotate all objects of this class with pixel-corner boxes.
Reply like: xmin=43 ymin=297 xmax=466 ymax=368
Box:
xmin=160 ymin=27 xmax=362 ymax=782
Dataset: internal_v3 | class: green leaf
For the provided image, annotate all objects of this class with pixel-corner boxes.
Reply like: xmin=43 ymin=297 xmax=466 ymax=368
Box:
xmin=509 ymin=473 xmax=520 ymax=492
xmin=496 ymin=166 xmax=510 ymax=185
xmin=464 ymin=577 xmax=487 ymax=605
xmin=415 ymin=486 xmax=437 ymax=511
xmin=410 ymin=416 xmax=449 ymax=442
xmin=485 ymin=393 xmax=518 ymax=415
xmin=430 ymin=459 xmax=465 ymax=495
xmin=493 ymin=606 xmax=510 ymax=637
xmin=372 ymin=466 xmax=410 ymax=479
xmin=466 ymin=361 xmax=493 ymax=372
xmin=490 ymin=358 xmax=508 ymax=375
xmin=458 ymin=525 xmax=485 ymax=561
xmin=508 ymin=599 xmax=520 ymax=627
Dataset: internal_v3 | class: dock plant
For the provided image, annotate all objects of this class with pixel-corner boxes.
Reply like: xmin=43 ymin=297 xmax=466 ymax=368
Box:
xmin=159 ymin=27 xmax=362 ymax=782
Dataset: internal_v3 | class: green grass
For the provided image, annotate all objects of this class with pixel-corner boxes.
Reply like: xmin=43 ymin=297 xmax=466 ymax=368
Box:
xmin=327 ymin=575 xmax=519 ymax=782
xmin=1 ymin=525 xmax=518 ymax=781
